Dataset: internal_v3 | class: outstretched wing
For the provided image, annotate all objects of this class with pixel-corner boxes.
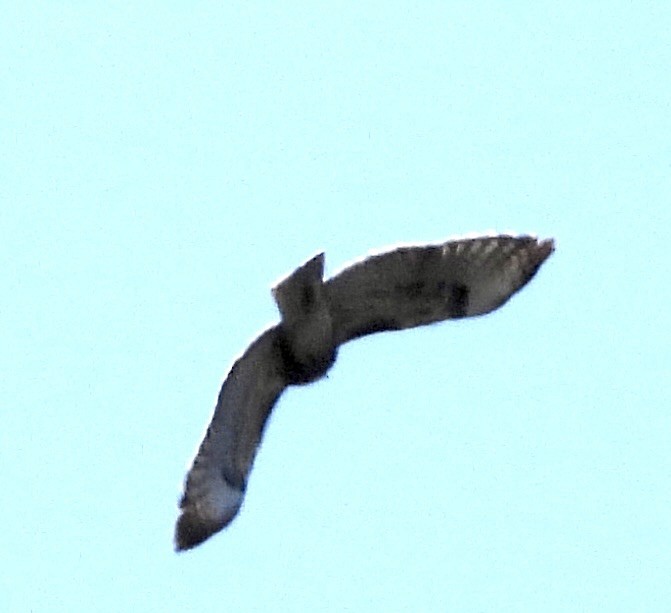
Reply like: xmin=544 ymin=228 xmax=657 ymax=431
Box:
xmin=175 ymin=327 xmax=287 ymax=551
xmin=326 ymin=235 xmax=554 ymax=345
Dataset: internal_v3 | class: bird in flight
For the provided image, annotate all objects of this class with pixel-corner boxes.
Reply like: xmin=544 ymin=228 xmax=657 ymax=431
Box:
xmin=175 ymin=234 xmax=554 ymax=551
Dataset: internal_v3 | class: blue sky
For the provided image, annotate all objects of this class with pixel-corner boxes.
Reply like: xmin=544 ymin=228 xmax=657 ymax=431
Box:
xmin=3 ymin=3 xmax=670 ymax=611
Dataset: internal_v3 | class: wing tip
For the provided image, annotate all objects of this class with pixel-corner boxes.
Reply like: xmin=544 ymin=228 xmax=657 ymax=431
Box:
xmin=510 ymin=236 xmax=555 ymax=289
xmin=174 ymin=510 xmax=231 ymax=552
xmin=537 ymin=236 xmax=555 ymax=256
xmin=174 ymin=481 xmax=244 ymax=551
xmin=529 ymin=236 xmax=556 ymax=271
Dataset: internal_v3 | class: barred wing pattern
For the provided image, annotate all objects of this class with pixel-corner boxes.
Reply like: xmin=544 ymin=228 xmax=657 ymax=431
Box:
xmin=326 ymin=235 xmax=554 ymax=344
xmin=175 ymin=234 xmax=554 ymax=551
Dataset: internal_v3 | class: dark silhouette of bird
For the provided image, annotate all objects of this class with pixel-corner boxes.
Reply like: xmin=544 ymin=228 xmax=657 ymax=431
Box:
xmin=175 ymin=234 xmax=554 ymax=551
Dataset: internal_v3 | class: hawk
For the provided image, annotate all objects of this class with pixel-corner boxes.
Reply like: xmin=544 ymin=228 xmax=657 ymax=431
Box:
xmin=175 ymin=234 xmax=554 ymax=551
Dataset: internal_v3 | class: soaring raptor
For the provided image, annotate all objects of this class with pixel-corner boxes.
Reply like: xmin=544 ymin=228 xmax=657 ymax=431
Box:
xmin=175 ymin=234 xmax=554 ymax=551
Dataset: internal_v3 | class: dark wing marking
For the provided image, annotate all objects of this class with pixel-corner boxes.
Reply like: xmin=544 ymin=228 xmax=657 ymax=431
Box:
xmin=326 ymin=235 xmax=554 ymax=345
xmin=175 ymin=327 xmax=287 ymax=551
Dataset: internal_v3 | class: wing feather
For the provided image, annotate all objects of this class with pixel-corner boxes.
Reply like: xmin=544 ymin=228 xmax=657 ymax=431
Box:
xmin=326 ymin=235 xmax=554 ymax=345
xmin=175 ymin=327 xmax=287 ymax=551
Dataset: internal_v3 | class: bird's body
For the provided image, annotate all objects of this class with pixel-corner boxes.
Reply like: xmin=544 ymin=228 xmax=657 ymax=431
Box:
xmin=175 ymin=234 xmax=554 ymax=551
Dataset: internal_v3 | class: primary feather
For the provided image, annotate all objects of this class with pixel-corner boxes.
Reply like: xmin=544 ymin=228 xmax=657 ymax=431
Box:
xmin=175 ymin=234 xmax=554 ymax=551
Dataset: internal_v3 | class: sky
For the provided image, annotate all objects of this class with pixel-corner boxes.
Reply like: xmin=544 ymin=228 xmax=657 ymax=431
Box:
xmin=2 ymin=3 xmax=670 ymax=611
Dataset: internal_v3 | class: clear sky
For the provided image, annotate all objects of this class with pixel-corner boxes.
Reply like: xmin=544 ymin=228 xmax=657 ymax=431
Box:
xmin=3 ymin=3 xmax=670 ymax=612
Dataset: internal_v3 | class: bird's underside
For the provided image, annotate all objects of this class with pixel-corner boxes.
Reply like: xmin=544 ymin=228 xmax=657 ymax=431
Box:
xmin=175 ymin=234 xmax=554 ymax=551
